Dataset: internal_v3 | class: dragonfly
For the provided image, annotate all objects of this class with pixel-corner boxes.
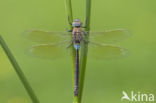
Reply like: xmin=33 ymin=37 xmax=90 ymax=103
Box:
xmin=24 ymin=19 xmax=130 ymax=97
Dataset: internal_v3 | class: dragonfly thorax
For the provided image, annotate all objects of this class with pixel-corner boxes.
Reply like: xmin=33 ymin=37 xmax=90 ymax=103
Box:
xmin=72 ymin=26 xmax=83 ymax=50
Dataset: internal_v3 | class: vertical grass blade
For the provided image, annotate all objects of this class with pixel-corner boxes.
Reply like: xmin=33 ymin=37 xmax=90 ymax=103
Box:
xmin=65 ymin=0 xmax=91 ymax=103
xmin=64 ymin=0 xmax=79 ymax=103
xmin=84 ymin=0 xmax=92 ymax=31
xmin=79 ymin=0 xmax=92 ymax=102
xmin=0 ymin=36 xmax=40 ymax=103
xmin=65 ymin=0 xmax=73 ymax=29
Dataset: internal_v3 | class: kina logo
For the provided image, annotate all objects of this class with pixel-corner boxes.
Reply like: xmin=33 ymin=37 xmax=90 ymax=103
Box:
xmin=121 ymin=91 xmax=155 ymax=102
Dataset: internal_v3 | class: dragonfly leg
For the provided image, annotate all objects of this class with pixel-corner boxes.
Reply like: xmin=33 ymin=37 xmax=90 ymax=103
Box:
xmin=68 ymin=16 xmax=72 ymax=25
xmin=66 ymin=29 xmax=73 ymax=32
xmin=84 ymin=39 xmax=89 ymax=44
xmin=82 ymin=26 xmax=87 ymax=28
xmin=83 ymin=31 xmax=89 ymax=37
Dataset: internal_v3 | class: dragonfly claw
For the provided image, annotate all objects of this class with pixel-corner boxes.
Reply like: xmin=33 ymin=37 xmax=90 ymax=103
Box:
xmin=67 ymin=29 xmax=73 ymax=32
xmin=68 ymin=16 xmax=72 ymax=25
xmin=82 ymin=26 xmax=87 ymax=28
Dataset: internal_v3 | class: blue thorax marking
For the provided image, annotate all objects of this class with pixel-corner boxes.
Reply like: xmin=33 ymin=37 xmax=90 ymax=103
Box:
xmin=74 ymin=44 xmax=80 ymax=50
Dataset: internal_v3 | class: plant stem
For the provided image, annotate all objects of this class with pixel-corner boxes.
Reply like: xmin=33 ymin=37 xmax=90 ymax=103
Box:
xmin=65 ymin=0 xmax=73 ymax=29
xmin=0 ymin=36 xmax=40 ymax=103
xmin=65 ymin=0 xmax=78 ymax=103
xmin=85 ymin=0 xmax=92 ymax=31
xmin=65 ymin=0 xmax=91 ymax=103
xmin=79 ymin=0 xmax=91 ymax=103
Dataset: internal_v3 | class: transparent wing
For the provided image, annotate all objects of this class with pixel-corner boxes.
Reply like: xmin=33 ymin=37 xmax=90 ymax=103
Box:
xmin=23 ymin=30 xmax=72 ymax=43
xmin=88 ymin=29 xmax=131 ymax=43
xmin=88 ymin=43 xmax=129 ymax=60
xmin=27 ymin=43 xmax=71 ymax=59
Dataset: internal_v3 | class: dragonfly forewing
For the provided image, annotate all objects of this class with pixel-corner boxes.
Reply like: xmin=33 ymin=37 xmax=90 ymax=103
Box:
xmin=23 ymin=30 xmax=72 ymax=44
xmin=88 ymin=29 xmax=131 ymax=44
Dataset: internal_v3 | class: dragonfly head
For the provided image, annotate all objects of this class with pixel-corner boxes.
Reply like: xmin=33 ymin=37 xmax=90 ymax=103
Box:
xmin=72 ymin=19 xmax=82 ymax=27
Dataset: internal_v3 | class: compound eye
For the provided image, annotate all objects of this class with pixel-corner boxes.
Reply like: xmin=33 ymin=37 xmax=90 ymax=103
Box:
xmin=72 ymin=23 xmax=82 ymax=27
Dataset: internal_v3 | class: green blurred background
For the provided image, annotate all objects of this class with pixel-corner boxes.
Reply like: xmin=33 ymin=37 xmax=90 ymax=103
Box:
xmin=0 ymin=0 xmax=156 ymax=103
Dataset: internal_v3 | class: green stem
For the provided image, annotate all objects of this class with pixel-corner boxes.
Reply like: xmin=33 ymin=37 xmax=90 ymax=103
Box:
xmin=65 ymin=0 xmax=73 ymax=29
xmin=0 ymin=36 xmax=40 ymax=103
xmin=65 ymin=0 xmax=91 ymax=103
xmin=79 ymin=0 xmax=91 ymax=103
xmin=65 ymin=0 xmax=78 ymax=103
xmin=85 ymin=0 xmax=92 ymax=31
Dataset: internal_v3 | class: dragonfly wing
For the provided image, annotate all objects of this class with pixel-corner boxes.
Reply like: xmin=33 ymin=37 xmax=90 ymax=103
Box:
xmin=88 ymin=43 xmax=129 ymax=60
xmin=88 ymin=29 xmax=131 ymax=43
xmin=27 ymin=43 xmax=71 ymax=59
xmin=23 ymin=30 xmax=72 ymax=43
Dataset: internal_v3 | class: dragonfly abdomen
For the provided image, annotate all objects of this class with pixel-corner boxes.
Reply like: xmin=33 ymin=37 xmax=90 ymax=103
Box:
xmin=74 ymin=49 xmax=79 ymax=96
xmin=74 ymin=44 xmax=80 ymax=50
